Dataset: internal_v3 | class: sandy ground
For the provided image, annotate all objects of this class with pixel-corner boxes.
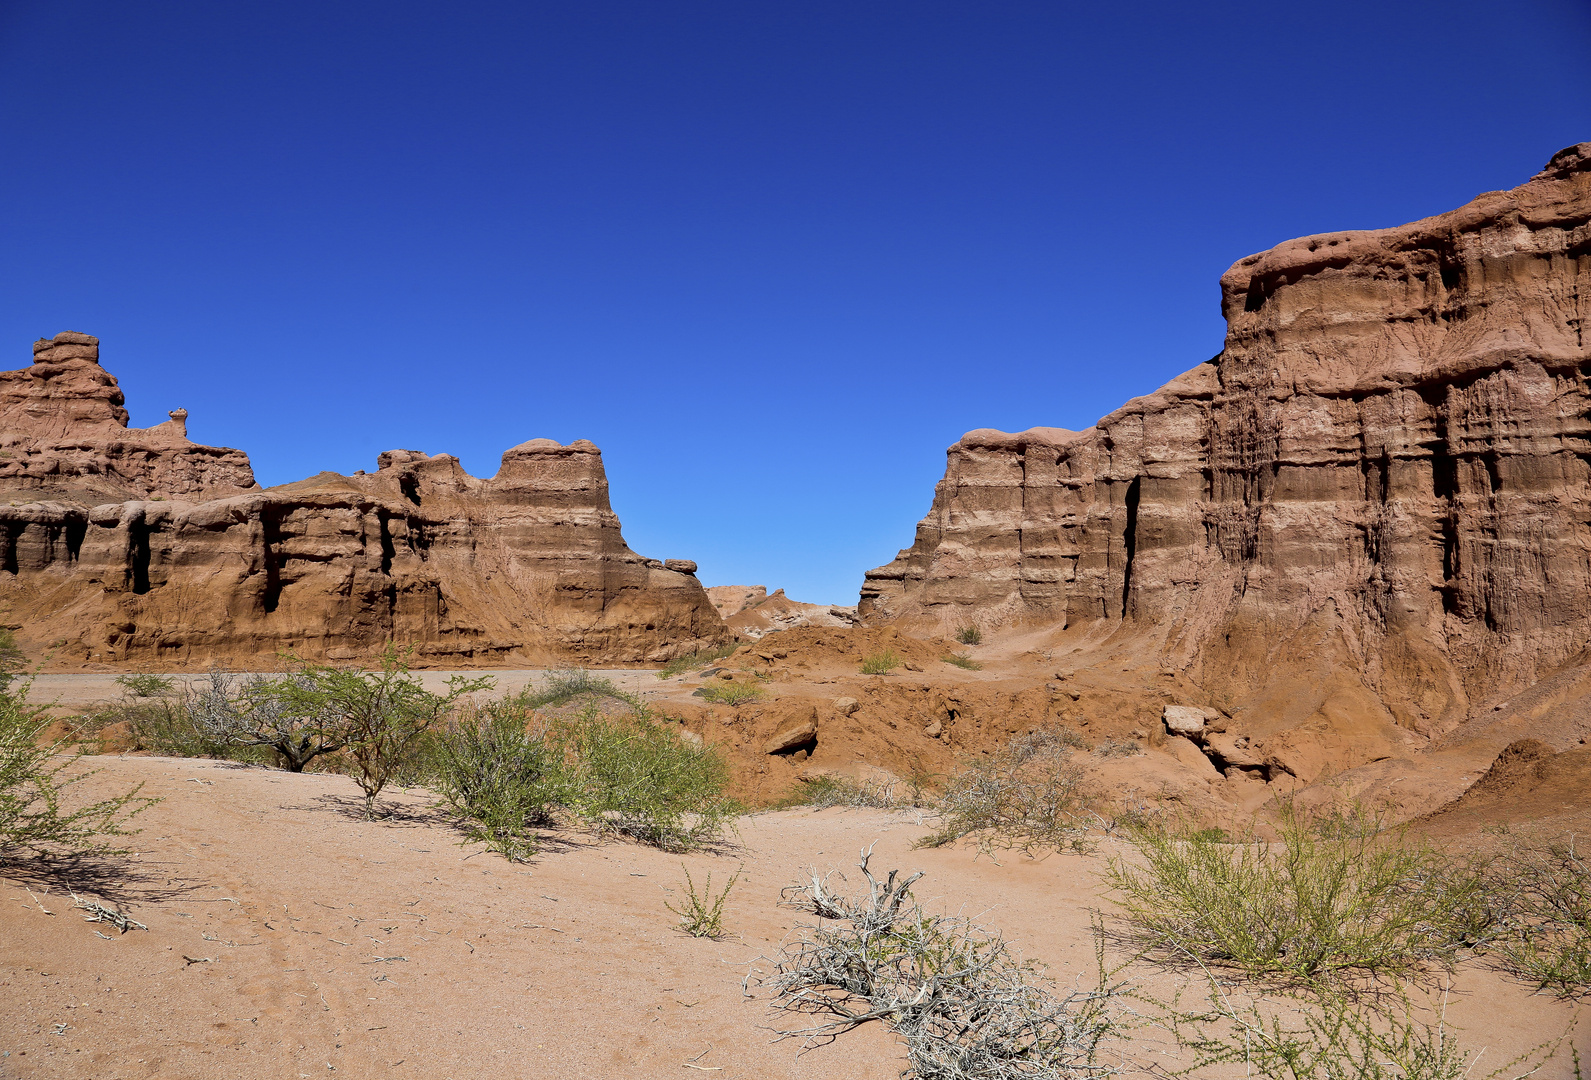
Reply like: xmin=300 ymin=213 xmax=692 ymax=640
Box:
xmin=1 ymin=757 xmax=1582 ymax=1080
xmin=21 ymin=672 xmax=665 ymax=712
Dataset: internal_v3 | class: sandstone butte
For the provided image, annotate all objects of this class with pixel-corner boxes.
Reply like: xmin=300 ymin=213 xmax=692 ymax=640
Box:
xmin=859 ymin=142 xmax=1591 ymax=784
xmin=0 ymin=335 xmax=729 ymax=667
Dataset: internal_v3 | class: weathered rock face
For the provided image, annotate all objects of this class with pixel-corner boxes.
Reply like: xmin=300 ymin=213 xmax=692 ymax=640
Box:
xmin=705 ymin=584 xmax=858 ymax=640
xmin=0 ymin=342 xmax=728 ymax=667
xmin=862 ymin=143 xmax=1591 ymax=749
xmin=0 ymin=332 xmax=259 ymax=503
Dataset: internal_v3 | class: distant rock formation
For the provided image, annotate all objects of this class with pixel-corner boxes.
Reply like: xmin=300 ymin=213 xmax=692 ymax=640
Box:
xmin=0 ymin=337 xmax=728 ymax=667
xmin=705 ymin=585 xmax=857 ymax=640
xmin=0 ymin=333 xmax=258 ymax=502
xmin=862 ymin=143 xmax=1591 ymax=753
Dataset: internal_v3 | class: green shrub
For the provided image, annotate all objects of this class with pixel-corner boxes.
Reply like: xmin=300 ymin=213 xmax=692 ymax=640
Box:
xmin=252 ymin=646 xmax=491 ymax=818
xmin=0 ymin=677 xmax=155 ymax=862
xmin=1491 ymin=834 xmax=1591 ymax=996
xmin=1105 ymin=804 xmax=1489 ymax=985
xmin=955 ymin=626 xmax=982 ymax=646
xmin=664 ymin=863 xmax=740 ymax=938
xmin=942 ymin=652 xmax=982 ymax=671
xmin=567 ymin=710 xmax=737 ymax=852
xmin=431 ymin=700 xmax=567 ymax=861
xmin=656 ymin=642 xmax=739 ymax=680
xmin=695 ymin=682 xmax=762 ymax=705
xmin=859 ymin=650 xmax=900 ymax=675
xmin=917 ymin=727 xmax=1096 ymax=856
xmin=115 ymin=673 xmax=176 ymax=699
xmin=1157 ymin=978 xmax=1557 ymax=1080
xmin=790 ymin=772 xmax=906 ymax=810
xmin=0 ymin=629 xmax=26 ymax=691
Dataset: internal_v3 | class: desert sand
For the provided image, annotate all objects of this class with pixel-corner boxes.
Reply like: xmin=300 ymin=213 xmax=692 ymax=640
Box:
xmin=1 ymin=751 xmax=1583 ymax=1080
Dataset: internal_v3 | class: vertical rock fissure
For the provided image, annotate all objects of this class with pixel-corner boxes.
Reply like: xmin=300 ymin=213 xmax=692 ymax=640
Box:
xmin=261 ymin=509 xmax=283 ymax=614
xmin=1121 ymin=475 xmax=1141 ymax=619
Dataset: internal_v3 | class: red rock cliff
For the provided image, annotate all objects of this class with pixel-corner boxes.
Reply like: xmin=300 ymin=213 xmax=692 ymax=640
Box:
xmin=0 ymin=341 xmax=728 ymax=667
xmin=861 ymin=143 xmax=1591 ymax=742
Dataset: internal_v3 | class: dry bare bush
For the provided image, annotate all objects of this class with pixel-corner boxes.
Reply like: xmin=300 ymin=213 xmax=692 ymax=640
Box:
xmin=1488 ymin=833 xmax=1591 ymax=997
xmin=918 ymin=728 xmax=1098 ymax=857
xmin=758 ymin=850 xmax=1128 ymax=1079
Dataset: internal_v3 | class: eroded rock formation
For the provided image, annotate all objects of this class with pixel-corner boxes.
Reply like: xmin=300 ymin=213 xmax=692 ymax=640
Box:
xmin=705 ymin=584 xmax=857 ymax=640
xmin=0 ymin=337 xmax=728 ymax=667
xmin=862 ymin=143 xmax=1591 ymax=769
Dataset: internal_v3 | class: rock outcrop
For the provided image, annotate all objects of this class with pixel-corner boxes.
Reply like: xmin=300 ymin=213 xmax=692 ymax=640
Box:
xmin=0 ymin=339 xmax=728 ymax=667
xmin=862 ymin=143 xmax=1591 ymax=758
xmin=705 ymin=584 xmax=857 ymax=640
xmin=0 ymin=333 xmax=258 ymax=502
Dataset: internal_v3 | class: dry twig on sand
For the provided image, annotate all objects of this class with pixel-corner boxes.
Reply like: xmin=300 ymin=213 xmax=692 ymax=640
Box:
xmin=71 ymin=893 xmax=148 ymax=933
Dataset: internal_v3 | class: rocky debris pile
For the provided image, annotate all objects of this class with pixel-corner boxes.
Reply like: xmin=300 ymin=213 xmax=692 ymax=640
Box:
xmin=0 ymin=338 xmax=728 ymax=668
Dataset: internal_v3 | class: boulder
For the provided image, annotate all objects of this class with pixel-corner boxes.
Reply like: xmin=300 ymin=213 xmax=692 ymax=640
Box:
xmin=762 ymin=709 xmax=819 ymax=755
xmin=833 ymin=696 xmax=860 ymax=716
xmin=1163 ymin=706 xmax=1208 ymax=737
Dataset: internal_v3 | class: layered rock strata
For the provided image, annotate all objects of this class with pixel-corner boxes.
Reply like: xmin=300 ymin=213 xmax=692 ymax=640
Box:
xmin=862 ymin=143 xmax=1591 ymax=750
xmin=0 ymin=339 xmax=728 ymax=667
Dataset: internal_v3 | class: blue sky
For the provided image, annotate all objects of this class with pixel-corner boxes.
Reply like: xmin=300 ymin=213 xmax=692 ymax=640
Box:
xmin=2 ymin=1 xmax=1587 ymax=604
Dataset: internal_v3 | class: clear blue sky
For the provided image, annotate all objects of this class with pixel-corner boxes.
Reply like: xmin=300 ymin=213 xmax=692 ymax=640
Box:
xmin=2 ymin=2 xmax=1587 ymax=605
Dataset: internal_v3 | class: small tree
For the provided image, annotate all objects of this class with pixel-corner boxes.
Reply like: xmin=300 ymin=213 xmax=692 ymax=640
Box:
xmin=185 ymin=671 xmax=346 ymax=772
xmin=0 ymin=675 xmax=155 ymax=862
xmin=258 ymin=646 xmax=491 ymax=818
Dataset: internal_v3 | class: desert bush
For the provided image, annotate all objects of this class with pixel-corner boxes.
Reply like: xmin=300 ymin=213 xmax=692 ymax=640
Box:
xmin=252 ymin=647 xmax=492 ymax=818
xmin=942 ymin=653 xmax=982 ymax=671
xmin=762 ymin=852 xmax=1127 ymax=1078
xmin=430 ymin=699 xmax=568 ymax=861
xmin=0 ymin=629 xmax=25 ymax=691
xmin=695 ymin=682 xmax=762 ymax=706
xmin=656 ymin=642 xmax=739 ymax=680
xmin=664 ymin=863 xmax=740 ymax=938
xmin=178 ymin=670 xmax=345 ymax=770
xmin=0 ymin=677 xmax=155 ymax=862
xmin=1105 ymin=804 xmax=1490 ymax=985
xmin=918 ymin=727 xmax=1096 ymax=856
xmin=523 ymin=668 xmax=638 ymax=710
xmin=955 ymin=626 xmax=982 ymax=646
xmin=566 ymin=710 xmax=737 ymax=851
xmin=1094 ymin=738 xmax=1142 ymax=759
xmin=860 ymin=650 xmax=901 ymax=675
xmin=1155 ymin=978 xmax=1557 ymax=1080
xmin=1490 ymin=834 xmax=1591 ymax=996
xmin=796 ymin=772 xmax=907 ymax=810
xmin=115 ymin=673 xmax=176 ymax=699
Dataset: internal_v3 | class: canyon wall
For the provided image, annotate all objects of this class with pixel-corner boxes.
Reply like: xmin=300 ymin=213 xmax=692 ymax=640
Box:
xmin=862 ymin=143 xmax=1591 ymax=743
xmin=0 ymin=334 xmax=728 ymax=667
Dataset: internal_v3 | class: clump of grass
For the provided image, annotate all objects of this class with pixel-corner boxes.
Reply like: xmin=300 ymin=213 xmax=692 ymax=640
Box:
xmin=917 ymin=726 xmax=1097 ymax=856
xmin=695 ymin=682 xmax=762 ymax=706
xmin=567 ymin=710 xmax=738 ymax=852
xmin=1490 ymin=834 xmax=1591 ymax=997
xmin=955 ymin=626 xmax=982 ymax=646
xmin=0 ymin=629 xmax=27 ymax=691
xmin=1094 ymin=738 xmax=1142 ymax=758
xmin=1105 ymin=804 xmax=1492 ymax=986
xmin=655 ymin=642 xmax=739 ymax=680
xmin=792 ymin=773 xmax=906 ymax=810
xmin=523 ymin=668 xmax=638 ymax=711
xmin=115 ymin=673 xmax=176 ymax=699
xmin=859 ymin=650 xmax=900 ymax=675
xmin=942 ymin=652 xmax=982 ymax=671
xmin=761 ymin=852 xmax=1127 ymax=1076
xmin=664 ymin=863 xmax=740 ymax=938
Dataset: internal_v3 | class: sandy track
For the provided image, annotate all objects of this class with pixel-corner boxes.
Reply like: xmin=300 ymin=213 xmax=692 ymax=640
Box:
xmin=1 ymin=757 xmax=1581 ymax=1079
